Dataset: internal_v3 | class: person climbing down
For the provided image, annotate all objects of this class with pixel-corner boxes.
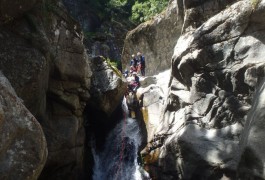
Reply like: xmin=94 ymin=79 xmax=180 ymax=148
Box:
xmin=130 ymin=54 xmax=138 ymax=70
xmin=128 ymin=72 xmax=140 ymax=92
xmin=137 ymin=52 xmax=145 ymax=76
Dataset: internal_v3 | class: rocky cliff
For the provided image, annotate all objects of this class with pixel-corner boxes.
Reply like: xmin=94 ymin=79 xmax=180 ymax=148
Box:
xmin=122 ymin=0 xmax=183 ymax=76
xmin=140 ymin=0 xmax=265 ymax=179
xmin=0 ymin=0 xmax=126 ymax=179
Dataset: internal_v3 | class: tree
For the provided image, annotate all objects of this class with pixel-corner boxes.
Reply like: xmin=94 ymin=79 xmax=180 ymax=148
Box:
xmin=131 ymin=0 xmax=169 ymax=23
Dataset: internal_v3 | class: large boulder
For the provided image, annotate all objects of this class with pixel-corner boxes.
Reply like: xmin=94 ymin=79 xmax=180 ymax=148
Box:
xmin=137 ymin=70 xmax=170 ymax=142
xmin=121 ymin=0 xmax=183 ymax=76
xmin=0 ymin=72 xmax=47 ymax=180
xmin=89 ymin=56 xmax=127 ymax=116
xmin=144 ymin=0 xmax=265 ymax=179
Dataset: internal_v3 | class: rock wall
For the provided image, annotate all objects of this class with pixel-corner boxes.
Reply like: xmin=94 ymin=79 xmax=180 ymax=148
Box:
xmin=143 ymin=0 xmax=265 ymax=179
xmin=121 ymin=0 xmax=183 ymax=76
xmin=0 ymin=0 xmax=127 ymax=179
xmin=0 ymin=0 xmax=89 ymax=178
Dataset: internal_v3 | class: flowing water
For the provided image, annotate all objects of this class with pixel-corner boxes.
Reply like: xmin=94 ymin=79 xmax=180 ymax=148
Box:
xmin=92 ymin=98 xmax=150 ymax=180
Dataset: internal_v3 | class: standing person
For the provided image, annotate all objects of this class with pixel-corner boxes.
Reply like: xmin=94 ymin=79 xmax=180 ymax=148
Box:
xmin=130 ymin=54 xmax=138 ymax=70
xmin=137 ymin=52 xmax=145 ymax=76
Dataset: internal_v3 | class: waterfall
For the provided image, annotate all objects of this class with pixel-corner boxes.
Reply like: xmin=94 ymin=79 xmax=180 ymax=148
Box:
xmin=92 ymin=98 xmax=150 ymax=180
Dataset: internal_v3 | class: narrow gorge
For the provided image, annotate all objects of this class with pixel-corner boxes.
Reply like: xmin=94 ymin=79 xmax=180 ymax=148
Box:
xmin=1 ymin=0 xmax=265 ymax=180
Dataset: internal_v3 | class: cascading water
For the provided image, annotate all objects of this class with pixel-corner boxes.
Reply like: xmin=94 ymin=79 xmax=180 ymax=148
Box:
xmin=92 ymin=98 xmax=150 ymax=180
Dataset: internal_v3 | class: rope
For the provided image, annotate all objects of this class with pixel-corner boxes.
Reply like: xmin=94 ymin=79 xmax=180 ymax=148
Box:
xmin=114 ymin=106 xmax=127 ymax=180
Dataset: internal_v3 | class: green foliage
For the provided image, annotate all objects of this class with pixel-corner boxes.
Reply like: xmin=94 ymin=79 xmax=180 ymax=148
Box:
xmin=84 ymin=0 xmax=169 ymax=24
xmin=131 ymin=0 xmax=169 ymax=23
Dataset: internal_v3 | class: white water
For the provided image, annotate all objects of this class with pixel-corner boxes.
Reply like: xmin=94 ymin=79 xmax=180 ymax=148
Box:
xmin=92 ymin=98 xmax=150 ymax=180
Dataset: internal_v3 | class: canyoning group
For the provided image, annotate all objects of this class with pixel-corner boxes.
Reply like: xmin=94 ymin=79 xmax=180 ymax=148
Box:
xmin=123 ymin=52 xmax=146 ymax=118
xmin=124 ymin=52 xmax=146 ymax=92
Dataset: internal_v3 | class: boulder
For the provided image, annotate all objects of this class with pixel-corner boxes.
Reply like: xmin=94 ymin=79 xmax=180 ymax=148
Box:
xmin=89 ymin=56 xmax=127 ymax=116
xmin=137 ymin=70 xmax=170 ymax=142
xmin=0 ymin=72 xmax=47 ymax=180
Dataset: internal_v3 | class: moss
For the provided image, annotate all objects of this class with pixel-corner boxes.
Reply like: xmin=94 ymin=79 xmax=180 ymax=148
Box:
xmin=1 ymin=15 xmax=14 ymax=24
xmin=101 ymin=56 xmax=123 ymax=78
xmin=251 ymin=0 xmax=261 ymax=9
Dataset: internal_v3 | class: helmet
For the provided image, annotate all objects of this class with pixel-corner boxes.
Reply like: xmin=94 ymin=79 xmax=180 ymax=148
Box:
xmin=137 ymin=52 xmax=141 ymax=56
xmin=132 ymin=54 xmax=135 ymax=58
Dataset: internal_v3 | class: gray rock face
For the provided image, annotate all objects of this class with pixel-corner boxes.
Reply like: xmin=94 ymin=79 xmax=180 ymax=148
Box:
xmin=0 ymin=73 xmax=47 ymax=180
xmin=121 ymin=0 xmax=183 ymax=76
xmin=144 ymin=0 xmax=265 ymax=179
